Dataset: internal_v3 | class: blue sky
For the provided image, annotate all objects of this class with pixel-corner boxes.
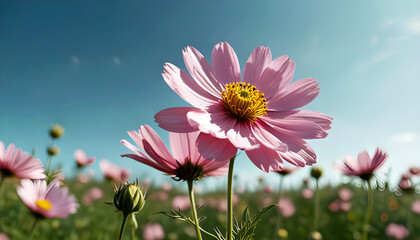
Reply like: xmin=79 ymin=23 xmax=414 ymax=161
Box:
xmin=1 ymin=1 xmax=420 ymax=190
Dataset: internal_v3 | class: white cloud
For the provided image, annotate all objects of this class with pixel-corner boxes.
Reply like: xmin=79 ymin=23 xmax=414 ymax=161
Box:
xmin=113 ymin=56 xmax=120 ymax=65
xmin=404 ymin=19 xmax=420 ymax=35
xmin=390 ymin=132 xmax=417 ymax=143
xmin=71 ymin=56 xmax=80 ymax=64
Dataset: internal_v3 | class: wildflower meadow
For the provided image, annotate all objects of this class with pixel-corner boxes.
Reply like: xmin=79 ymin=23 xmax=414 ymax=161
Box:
xmin=1 ymin=1 xmax=420 ymax=240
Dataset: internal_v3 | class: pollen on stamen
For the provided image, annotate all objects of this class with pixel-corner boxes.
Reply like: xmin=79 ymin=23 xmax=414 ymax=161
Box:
xmin=36 ymin=199 xmax=52 ymax=210
xmin=221 ymin=82 xmax=268 ymax=123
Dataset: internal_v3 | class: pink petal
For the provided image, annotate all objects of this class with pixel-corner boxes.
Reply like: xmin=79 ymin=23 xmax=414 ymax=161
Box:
xmin=268 ymin=78 xmax=320 ymax=111
xmin=121 ymin=154 xmax=173 ymax=174
xmin=246 ymin=145 xmax=283 ymax=173
xmin=183 ymin=46 xmax=222 ymax=95
xmin=162 ymin=63 xmax=218 ymax=108
xmin=243 ymin=46 xmax=272 ymax=86
xmin=226 ymin=122 xmax=260 ymax=150
xmin=357 ymin=151 xmax=371 ymax=172
xmin=154 ymin=107 xmax=201 ymax=133
xmin=250 ymin=121 xmax=288 ymax=151
xmin=187 ymin=106 xmax=236 ymax=139
xmin=370 ymin=148 xmax=388 ymax=171
xmin=169 ymin=131 xmax=201 ymax=165
xmin=256 ymin=55 xmax=295 ymax=100
xmin=276 ymin=133 xmax=317 ymax=167
xmin=196 ymin=133 xmax=237 ymax=161
xmin=211 ymin=42 xmax=241 ymax=86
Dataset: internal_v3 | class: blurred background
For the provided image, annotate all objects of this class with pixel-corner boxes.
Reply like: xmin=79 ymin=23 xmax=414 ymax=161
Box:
xmin=1 ymin=0 xmax=420 ymax=191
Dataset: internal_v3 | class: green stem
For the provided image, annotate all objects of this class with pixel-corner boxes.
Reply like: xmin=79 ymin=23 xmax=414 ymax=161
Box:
xmin=362 ymin=180 xmax=374 ymax=240
xmin=45 ymin=154 xmax=53 ymax=176
xmin=119 ymin=214 xmax=128 ymax=240
xmin=226 ymin=156 xmax=236 ymax=240
xmin=273 ymin=176 xmax=284 ymax=240
xmin=312 ymin=178 xmax=320 ymax=232
xmin=131 ymin=214 xmax=137 ymax=240
xmin=29 ymin=217 xmax=39 ymax=240
xmin=188 ymin=180 xmax=203 ymax=240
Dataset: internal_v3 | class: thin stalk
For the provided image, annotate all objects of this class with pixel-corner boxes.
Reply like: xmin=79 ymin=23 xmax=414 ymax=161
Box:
xmin=119 ymin=214 xmax=128 ymax=240
xmin=131 ymin=214 xmax=137 ymax=240
xmin=362 ymin=180 xmax=374 ymax=240
xmin=273 ymin=176 xmax=285 ymax=240
xmin=188 ymin=180 xmax=203 ymax=240
xmin=226 ymin=156 xmax=236 ymax=240
xmin=29 ymin=218 xmax=39 ymax=240
xmin=312 ymin=178 xmax=320 ymax=232
xmin=45 ymin=154 xmax=53 ymax=176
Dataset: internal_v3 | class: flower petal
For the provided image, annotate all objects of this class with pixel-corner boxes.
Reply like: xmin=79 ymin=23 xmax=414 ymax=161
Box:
xmin=139 ymin=125 xmax=176 ymax=165
xmin=187 ymin=106 xmax=236 ymax=139
xmin=163 ymin=63 xmax=218 ymax=108
xmin=155 ymin=107 xmax=201 ymax=133
xmin=226 ymin=122 xmax=260 ymax=150
xmin=243 ymin=46 xmax=272 ymax=86
xmin=370 ymin=148 xmax=388 ymax=171
xmin=183 ymin=46 xmax=223 ymax=95
xmin=357 ymin=151 xmax=371 ymax=172
xmin=211 ymin=42 xmax=241 ymax=86
xmin=246 ymin=145 xmax=284 ymax=173
xmin=169 ymin=131 xmax=201 ymax=165
xmin=256 ymin=55 xmax=295 ymax=100
xmin=196 ymin=133 xmax=237 ymax=161
xmin=268 ymin=78 xmax=320 ymax=111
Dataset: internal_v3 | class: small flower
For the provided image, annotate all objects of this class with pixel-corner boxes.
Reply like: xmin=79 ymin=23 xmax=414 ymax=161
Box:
xmin=263 ymin=185 xmax=273 ymax=194
xmin=310 ymin=231 xmax=323 ymax=240
xmin=398 ymin=173 xmax=413 ymax=192
xmin=277 ymin=228 xmax=288 ymax=239
xmin=49 ymin=124 xmax=64 ymax=139
xmin=0 ymin=141 xmax=45 ymax=180
xmin=121 ymin=125 xmax=230 ymax=182
xmin=113 ymin=180 xmax=145 ymax=216
xmin=17 ymin=179 xmax=78 ymax=218
xmin=74 ymin=149 xmax=95 ymax=167
xmin=171 ymin=195 xmax=190 ymax=211
xmin=302 ymin=188 xmax=314 ymax=199
xmin=311 ymin=166 xmax=323 ymax=179
xmin=100 ymin=159 xmax=130 ymax=182
xmin=411 ymin=200 xmax=420 ymax=214
xmin=161 ymin=182 xmax=172 ymax=191
xmin=83 ymin=187 xmax=104 ymax=206
xmin=338 ymin=188 xmax=353 ymax=202
xmin=278 ymin=197 xmax=295 ymax=218
xmin=47 ymin=146 xmax=60 ymax=156
xmin=386 ymin=223 xmax=409 ymax=239
xmin=154 ymin=42 xmax=332 ymax=172
xmin=143 ymin=223 xmax=165 ymax=240
xmin=409 ymin=167 xmax=420 ymax=176
xmin=328 ymin=200 xmax=340 ymax=212
xmin=335 ymin=148 xmax=388 ymax=180
xmin=274 ymin=167 xmax=300 ymax=176
xmin=0 ymin=233 xmax=10 ymax=240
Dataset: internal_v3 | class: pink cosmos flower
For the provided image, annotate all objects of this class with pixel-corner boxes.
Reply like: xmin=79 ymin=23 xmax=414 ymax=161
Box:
xmin=149 ymin=191 xmax=169 ymax=202
xmin=0 ymin=233 xmax=9 ymax=240
xmin=83 ymin=187 xmax=104 ymax=206
xmin=74 ymin=149 xmax=95 ymax=167
xmin=171 ymin=195 xmax=190 ymax=211
xmin=77 ymin=173 xmax=90 ymax=183
xmin=412 ymin=200 xmax=420 ymax=214
xmin=143 ymin=223 xmax=165 ymax=240
xmin=278 ymin=197 xmax=295 ymax=218
xmin=275 ymin=167 xmax=300 ymax=176
xmin=338 ymin=188 xmax=353 ymax=202
xmin=161 ymin=182 xmax=172 ymax=191
xmin=398 ymin=174 xmax=412 ymax=190
xmin=0 ymin=141 xmax=45 ymax=180
xmin=17 ymin=179 xmax=78 ymax=218
xmin=263 ymin=185 xmax=273 ymax=194
xmin=386 ymin=223 xmax=409 ymax=239
xmin=121 ymin=125 xmax=229 ymax=181
xmin=99 ymin=159 xmax=130 ymax=182
xmin=409 ymin=167 xmax=420 ymax=176
xmin=328 ymin=200 xmax=340 ymax=212
xmin=154 ymin=42 xmax=332 ymax=172
xmin=335 ymin=148 xmax=388 ymax=180
xmin=302 ymin=188 xmax=314 ymax=199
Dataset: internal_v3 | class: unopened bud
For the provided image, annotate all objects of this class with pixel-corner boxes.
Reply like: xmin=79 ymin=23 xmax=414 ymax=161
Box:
xmin=47 ymin=146 xmax=60 ymax=156
xmin=49 ymin=124 xmax=64 ymax=139
xmin=113 ymin=180 xmax=145 ymax=216
xmin=278 ymin=228 xmax=288 ymax=240
xmin=311 ymin=167 xmax=323 ymax=179
xmin=310 ymin=231 xmax=323 ymax=240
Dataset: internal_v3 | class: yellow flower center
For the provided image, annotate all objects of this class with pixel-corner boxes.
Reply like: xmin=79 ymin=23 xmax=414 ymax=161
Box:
xmin=36 ymin=200 xmax=52 ymax=210
xmin=221 ymin=82 xmax=267 ymax=122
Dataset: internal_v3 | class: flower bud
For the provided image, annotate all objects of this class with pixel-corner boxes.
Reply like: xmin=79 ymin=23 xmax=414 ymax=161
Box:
xmin=49 ymin=124 xmax=64 ymax=139
xmin=311 ymin=167 xmax=323 ymax=179
xmin=113 ymin=180 xmax=145 ymax=216
xmin=277 ymin=228 xmax=288 ymax=240
xmin=310 ymin=231 xmax=323 ymax=240
xmin=47 ymin=146 xmax=60 ymax=156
